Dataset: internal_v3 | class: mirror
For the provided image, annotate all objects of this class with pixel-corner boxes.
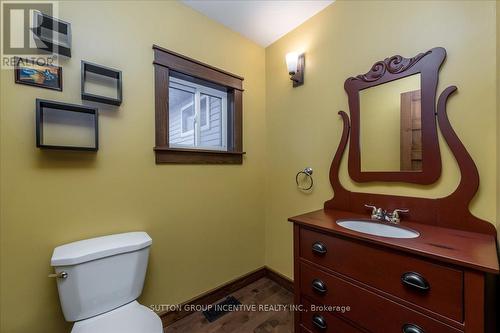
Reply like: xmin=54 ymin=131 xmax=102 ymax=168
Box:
xmin=360 ymin=74 xmax=422 ymax=172
xmin=345 ymin=47 xmax=446 ymax=184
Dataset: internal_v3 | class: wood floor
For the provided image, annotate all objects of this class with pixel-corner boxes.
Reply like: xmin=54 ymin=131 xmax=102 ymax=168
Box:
xmin=164 ymin=277 xmax=294 ymax=333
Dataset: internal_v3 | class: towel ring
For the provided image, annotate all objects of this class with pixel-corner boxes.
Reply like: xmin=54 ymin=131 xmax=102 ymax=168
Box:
xmin=296 ymin=167 xmax=313 ymax=191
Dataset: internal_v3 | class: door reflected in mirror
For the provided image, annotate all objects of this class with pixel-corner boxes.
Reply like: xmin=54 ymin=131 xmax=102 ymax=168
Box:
xmin=360 ymin=74 xmax=422 ymax=172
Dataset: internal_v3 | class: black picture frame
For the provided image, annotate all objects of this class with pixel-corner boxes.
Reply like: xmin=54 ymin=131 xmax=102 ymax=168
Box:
xmin=36 ymin=99 xmax=98 ymax=151
xmin=14 ymin=57 xmax=62 ymax=91
xmin=81 ymin=61 xmax=122 ymax=106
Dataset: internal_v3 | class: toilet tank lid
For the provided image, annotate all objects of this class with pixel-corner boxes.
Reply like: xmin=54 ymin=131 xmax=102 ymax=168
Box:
xmin=51 ymin=232 xmax=152 ymax=266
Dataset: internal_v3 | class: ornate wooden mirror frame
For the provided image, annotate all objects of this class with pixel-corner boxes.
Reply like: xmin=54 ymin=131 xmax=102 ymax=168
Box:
xmin=347 ymin=47 xmax=445 ymax=184
xmin=325 ymin=47 xmax=495 ymax=235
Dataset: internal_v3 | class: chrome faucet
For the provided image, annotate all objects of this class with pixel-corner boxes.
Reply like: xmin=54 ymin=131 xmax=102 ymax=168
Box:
xmin=364 ymin=204 xmax=385 ymax=220
xmin=364 ymin=205 xmax=409 ymax=224
xmin=386 ymin=208 xmax=410 ymax=224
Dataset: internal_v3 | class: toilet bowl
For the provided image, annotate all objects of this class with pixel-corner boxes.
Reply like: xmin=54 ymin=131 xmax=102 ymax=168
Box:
xmin=50 ymin=232 xmax=163 ymax=333
xmin=71 ymin=301 xmax=160 ymax=333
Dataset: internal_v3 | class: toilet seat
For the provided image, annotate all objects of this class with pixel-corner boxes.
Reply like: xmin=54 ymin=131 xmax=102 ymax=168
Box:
xmin=71 ymin=301 xmax=163 ymax=333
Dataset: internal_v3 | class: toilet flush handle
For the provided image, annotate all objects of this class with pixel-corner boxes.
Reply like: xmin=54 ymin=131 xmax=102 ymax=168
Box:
xmin=48 ymin=271 xmax=68 ymax=279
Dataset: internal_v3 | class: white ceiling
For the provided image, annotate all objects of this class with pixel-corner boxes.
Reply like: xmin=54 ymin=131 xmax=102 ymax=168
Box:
xmin=181 ymin=0 xmax=334 ymax=47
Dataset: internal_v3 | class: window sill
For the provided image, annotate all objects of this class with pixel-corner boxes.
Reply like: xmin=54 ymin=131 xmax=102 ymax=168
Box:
xmin=154 ymin=146 xmax=245 ymax=164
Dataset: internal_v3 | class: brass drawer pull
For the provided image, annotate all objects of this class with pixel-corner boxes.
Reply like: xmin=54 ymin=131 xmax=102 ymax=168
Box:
xmin=401 ymin=272 xmax=430 ymax=292
xmin=312 ymin=314 xmax=327 ymax=330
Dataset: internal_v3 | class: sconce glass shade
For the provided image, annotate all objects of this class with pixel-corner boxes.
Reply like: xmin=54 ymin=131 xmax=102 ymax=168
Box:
xmin=286 ymin=52 xmax=299 ymax=74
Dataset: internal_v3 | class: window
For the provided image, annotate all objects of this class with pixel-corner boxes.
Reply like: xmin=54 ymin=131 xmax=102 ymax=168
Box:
xmin=169 ymin=77 xmax=227 ymax=150
xmin=153 ymin=45 xmax=244 ymax=164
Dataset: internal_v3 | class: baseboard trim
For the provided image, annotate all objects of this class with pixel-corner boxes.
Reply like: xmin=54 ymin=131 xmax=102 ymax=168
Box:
xmin=266 ymin=266 xmax=294 ymax=292
xmin=159 ymin=266 xmax=293 ymax=328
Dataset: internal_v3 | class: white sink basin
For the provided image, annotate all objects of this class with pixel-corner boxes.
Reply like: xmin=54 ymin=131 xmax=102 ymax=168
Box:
xmin=336 ymin=219 xmax=419 ymax=239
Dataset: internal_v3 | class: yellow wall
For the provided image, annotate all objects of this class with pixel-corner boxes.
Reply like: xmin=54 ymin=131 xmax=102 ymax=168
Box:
xmin=497 ymin=0 xmax=500 ymax=237
xmin=265 ymin=0 xmax=498 ymax=278
xmin=0 ymin=1 xmax=266 ymax=332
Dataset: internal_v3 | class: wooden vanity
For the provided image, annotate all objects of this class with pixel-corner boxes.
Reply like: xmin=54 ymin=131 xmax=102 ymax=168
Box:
xmin=289 ymin=48 xmax=499 ymax=333
xmin=289 ymin=209 xmax=498 ymax=333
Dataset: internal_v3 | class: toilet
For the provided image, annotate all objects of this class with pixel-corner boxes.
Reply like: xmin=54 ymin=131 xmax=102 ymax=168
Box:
xmin=50 ymin=232 xmax=163 ymax=333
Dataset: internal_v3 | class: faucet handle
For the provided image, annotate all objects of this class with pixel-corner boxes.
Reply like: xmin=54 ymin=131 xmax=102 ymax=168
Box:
xmin=364 ymin=204 xmax=377 ymax=212
xmin=388 ymin=208 xmax=409 ymax=223
xmin=364 ymin=204 xmax=377 ymax=215
xmin=365 ymin=204 xmax=383 ymax=220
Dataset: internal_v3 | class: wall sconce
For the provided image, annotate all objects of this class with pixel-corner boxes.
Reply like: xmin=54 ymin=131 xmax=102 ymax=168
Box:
xmin=286 ymin=52 xmax=305 ymax=87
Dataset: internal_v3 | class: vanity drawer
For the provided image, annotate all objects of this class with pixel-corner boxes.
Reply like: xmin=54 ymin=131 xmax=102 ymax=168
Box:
xmin=299 ymin=227 xmax=464 ymax=321
xmin=300 ymin=262 xmax=463 ymax=333
xmin=301 ymin=298 xmax=364 ymax=333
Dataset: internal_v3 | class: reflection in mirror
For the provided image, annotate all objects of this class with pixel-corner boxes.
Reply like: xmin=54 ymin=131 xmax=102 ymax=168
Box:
xmin=360 ymin=74 xmax=422 ymax=172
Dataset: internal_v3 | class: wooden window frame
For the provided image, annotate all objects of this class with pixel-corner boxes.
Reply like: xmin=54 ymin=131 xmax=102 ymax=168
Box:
xmin=153 ymin=45 xmax=244 ymax=164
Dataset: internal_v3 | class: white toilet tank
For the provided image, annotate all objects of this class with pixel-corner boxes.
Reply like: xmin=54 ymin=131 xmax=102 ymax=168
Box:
xmin=50 ymin=232 xmax=153 ymax=322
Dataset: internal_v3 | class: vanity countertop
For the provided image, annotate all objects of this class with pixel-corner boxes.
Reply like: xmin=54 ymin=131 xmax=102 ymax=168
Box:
xmin=289 ymin=209 xmax=499 ymax=274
